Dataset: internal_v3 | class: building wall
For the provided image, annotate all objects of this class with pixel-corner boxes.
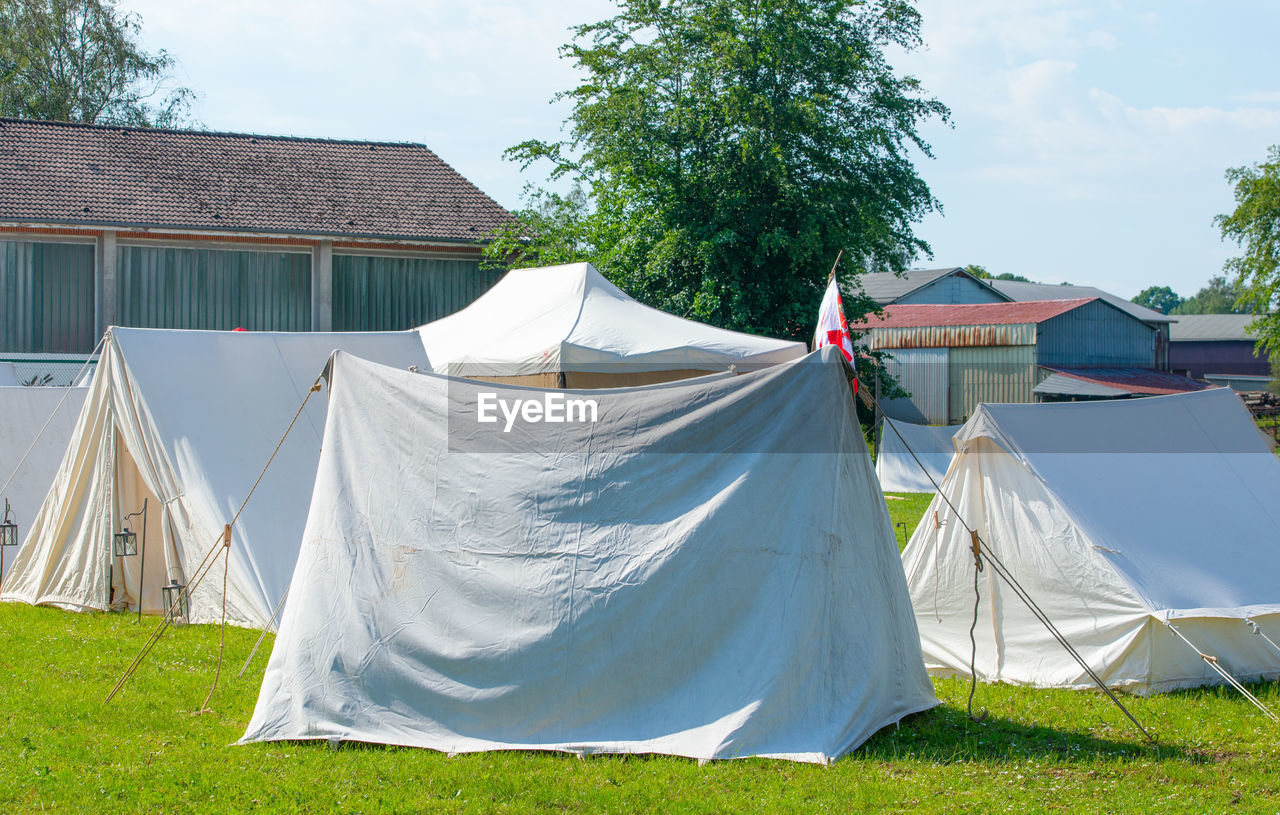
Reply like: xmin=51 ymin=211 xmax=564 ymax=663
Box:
xmin=0 ymin=234 xmax=499 ymax=357
xmin=895 ymin=274 xmax=1006 ymax=305
xmin=1036 ymin=299 xmax=1155 ymax=368
xmin=880 ymin=347 xmax=949 ymax=425
xmin=0 ymin=239 xmax=96 ymax=353
xmin=1170 ymin=340 xmax=1270 ymax=379
xmin=947 ymin=345 xmax=1037 ymax=423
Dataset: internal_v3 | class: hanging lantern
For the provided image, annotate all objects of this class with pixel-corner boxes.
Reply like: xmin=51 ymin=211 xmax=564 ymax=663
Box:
xmin=113 ymin=527 xmax=138 ymax=557
xmin=0 ymin=498 xmax=16 ymax=549
xmin=162 ymin=579 xmax=189 ymax=624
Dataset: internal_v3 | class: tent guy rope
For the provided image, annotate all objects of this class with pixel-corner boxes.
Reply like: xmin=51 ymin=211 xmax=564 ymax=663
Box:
xmin=1164 ymin=621 xmax=1279 ymax=723
xmin=106 ymin=377 xmax=326 ymax=704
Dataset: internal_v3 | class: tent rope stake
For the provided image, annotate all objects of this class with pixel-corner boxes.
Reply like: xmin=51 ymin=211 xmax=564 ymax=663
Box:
xmin=106 ymin=377 xmax=326 ymax=704
xmin=874 ymin=393 xmax=1156 ymax=744
xmin=1164 ymin=621 xmax=1279 ymax=723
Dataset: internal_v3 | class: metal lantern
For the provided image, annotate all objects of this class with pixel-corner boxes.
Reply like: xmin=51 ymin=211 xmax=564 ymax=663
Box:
xmin=1 ymin=498 xmax=16 ymax=549
xmin=113 ymin=527 xmax=138 ymax=557
xmin=162 ymin=579 xmax=189 ymax=624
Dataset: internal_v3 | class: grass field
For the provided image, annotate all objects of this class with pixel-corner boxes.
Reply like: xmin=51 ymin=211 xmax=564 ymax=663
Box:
xmin=2 ymin=494 xmax=1278 ymax=813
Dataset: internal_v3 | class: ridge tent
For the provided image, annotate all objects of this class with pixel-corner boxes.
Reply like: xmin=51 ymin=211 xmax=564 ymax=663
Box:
xmin=901 ymin=387 xmax=1280 ymax=694
xmin=0 ymin=386 xmax=88 ymax=580
xmin=417 ymin=262 xmax=806 ymax=387
xmin=1 ymin=327 xmax=427 ymax=628
xmin=240 ymin=347 xmax=935 ymax=762
xmin=876 ymin=419 xmax=958 ymax=493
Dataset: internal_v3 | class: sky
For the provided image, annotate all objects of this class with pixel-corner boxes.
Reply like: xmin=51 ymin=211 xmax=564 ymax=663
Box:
xmin=119 ymin=0 xmax=1280 ymax=302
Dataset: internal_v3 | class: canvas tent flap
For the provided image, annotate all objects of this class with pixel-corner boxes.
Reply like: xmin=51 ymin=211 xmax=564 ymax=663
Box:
xmin=417 ymin=262 xmax=806 ymax=378
xmin=241 ymin=347 xmax=935 ymax=762
xmin=2 ymin=327 xmax=428 ymax=628
xmin=903 ymin=388 xmax=1280 ymax=693
xmin=0 ymin=386 xmax=88 ymax=580
xmin=875 ymin=419 xmax=957 ymax=492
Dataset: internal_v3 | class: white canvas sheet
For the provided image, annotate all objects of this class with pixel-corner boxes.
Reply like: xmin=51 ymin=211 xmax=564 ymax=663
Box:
xmin=876 ymin=419 xmax=957 ymax=492
xmin=0 ymin=386 xmax=87 ymax=580
xmin=902 ymin=388 xmax=1280 ymax=693
xmin=241 ymin=348 xmax=936 ymax=762
xmin=0 ymin=363 xmax=20 ymax=387
xmin=1 ymin=328 xmax=427 ymax=628
xmin=417 ymin=262 xmax=806 ymax=377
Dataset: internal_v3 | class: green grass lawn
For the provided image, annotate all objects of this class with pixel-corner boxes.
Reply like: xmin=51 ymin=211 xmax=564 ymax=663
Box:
xmin=0 ymin=490 xmax=1276 ymax=813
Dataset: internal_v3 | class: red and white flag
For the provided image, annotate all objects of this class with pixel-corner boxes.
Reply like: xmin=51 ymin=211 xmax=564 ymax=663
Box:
xmin=814 ymin=277 xmax=855 ymax=363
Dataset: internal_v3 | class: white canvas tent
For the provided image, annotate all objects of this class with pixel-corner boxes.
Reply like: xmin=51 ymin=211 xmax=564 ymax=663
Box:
xmin=1 ymin=327 xmax=427 ymax=628
xmin=417 ymin=262 xmax=806 ymax=387
xmin=876 ymin=419 xmax=957 ymax=493
xmin=0 ymin=386 xmax=88 ymax=580
xmin=0 ymin=363 xmax=20 ymax=387
xmin=901 ymin=387 xmax=1280 ymax=694
xmin=241 ymin=347 xmax=935 ymax=762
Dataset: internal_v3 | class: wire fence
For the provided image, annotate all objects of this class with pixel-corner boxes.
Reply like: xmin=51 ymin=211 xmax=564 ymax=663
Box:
xmin=0 ymin=354 xmax=98 ymax=387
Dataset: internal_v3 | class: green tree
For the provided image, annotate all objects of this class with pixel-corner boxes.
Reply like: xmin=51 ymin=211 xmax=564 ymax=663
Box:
xmin=0 ymin=0 xmax=194 ymax=126
xmin=1170 ymin=275 xmax=1247 ymax=316
xmin=1132 ymin=285 xmax=1183 ymax=315
xmin=1216 ymin=145 xmax=1280 ymax=355
xmin=961 ymin=264 xmax=1031 ymax=283
xmin=493 ymin=0 xmax=948 ymax=342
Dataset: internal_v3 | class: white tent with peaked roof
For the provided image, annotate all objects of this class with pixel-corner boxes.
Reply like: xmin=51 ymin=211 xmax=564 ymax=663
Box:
xmin=876 ymin=419 xmax=957 ymax=493
xmin=417 ymin=262 xmax=806 ymax=387
xmin=901 ymin=387 xmax=1280 ymax=694
xmin=240 ymin=348 xmax=935 ymax=762
xmin=1 ymin=327 xmax=427 ymax=628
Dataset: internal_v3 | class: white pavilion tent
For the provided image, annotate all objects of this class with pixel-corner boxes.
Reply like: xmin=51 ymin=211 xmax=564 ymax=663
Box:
xmin=876 ymin=419 xmax=957 ymax=493
xmin=417 ymin=262 xmax=806 ymax=387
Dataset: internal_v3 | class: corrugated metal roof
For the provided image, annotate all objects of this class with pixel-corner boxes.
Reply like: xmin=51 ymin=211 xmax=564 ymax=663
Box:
xmin=854 ymin=298 xmax=1093 ymax=329
xmin=1036 ymin=367 xmax=1211 ymax=396
xmin=1032 ymin=373 xmax=1130 ymax=398
xmin=0 ymin=118 xmax=515 ymax=242
xmin=1167 ymin=313 xmax=1260 ymax=341
xmin=990 ymin=280 xmax=1174 ymax=324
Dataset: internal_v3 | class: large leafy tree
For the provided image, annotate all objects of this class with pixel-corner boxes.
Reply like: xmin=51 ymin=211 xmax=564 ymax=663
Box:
xmin=1216 ymin=145 xmax=1280 ymax=354
xmin=494 ymin=0 xmax=948 ymax=342
xmin=0 ymin=0 xmax=194 ymax=126
xmin=1170 ymin=275 xmax=1248 ymax=317
xmin=1132 ymin=285 xmax=1183 ymax=315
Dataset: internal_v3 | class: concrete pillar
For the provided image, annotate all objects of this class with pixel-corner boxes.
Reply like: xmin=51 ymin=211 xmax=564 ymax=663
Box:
xmin=311 ymin=241 xmax=333 ymax=332
xmin=95 ymin=230 xmax=118 ymax=337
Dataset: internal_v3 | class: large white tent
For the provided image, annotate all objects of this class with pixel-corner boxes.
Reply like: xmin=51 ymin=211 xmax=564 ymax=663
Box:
xmin=241 ymin=348 xmax=935 ymax=762
xmin=0 ymin=386 xmax=88 ymax=580
xmin=417 ymin=262 xmax=806 ymax=387
xmin=901 ymin=387 xmax=1280 ymax=694
xmin=1 ymin=327 xmax=427 ymax=628
xmin=876 ymin=419 xmax=957 ymax=493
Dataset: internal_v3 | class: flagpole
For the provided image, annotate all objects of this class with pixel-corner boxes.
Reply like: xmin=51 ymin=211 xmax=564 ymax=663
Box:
xmin=827 ymin=250 xmax=843 ymax=284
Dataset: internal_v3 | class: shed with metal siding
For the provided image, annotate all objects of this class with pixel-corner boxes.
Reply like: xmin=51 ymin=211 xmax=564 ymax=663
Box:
xmin=894 ymin=273 xmax=1008 ymax=305
xmin=1036 ymin=298 xmax=1156 ymax=368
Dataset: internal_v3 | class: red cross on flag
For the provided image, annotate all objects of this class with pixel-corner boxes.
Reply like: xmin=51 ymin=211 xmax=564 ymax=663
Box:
xmin=814 ymin=277 xmax=855 ymax=363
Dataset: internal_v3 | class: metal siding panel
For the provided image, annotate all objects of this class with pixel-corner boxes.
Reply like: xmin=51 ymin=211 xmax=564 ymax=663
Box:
xmin=880 ymin=347 xmax=949 ymax=424
xmin=895 ymin=275 xmax=1006 ymax=305
xmin=1037 ymin=300 xmax=1156 ymax=368
xmin=0 ymin=240 xmax=95 ymax=353
xmin=331 ymin=255 xmax=497 ymax=331
xmin=867 ymin=323 xmax=1036 ymax=349
xmin=116 ymin=246 xmax=311 ymax=331
xmin=948 ymin=346 xmax=1036 ymax=423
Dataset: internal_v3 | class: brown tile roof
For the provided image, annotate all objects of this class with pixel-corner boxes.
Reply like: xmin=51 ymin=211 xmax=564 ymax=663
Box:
xmin=851 ymin=298 xmax=1095 ymax=329
xmin=0 ymin=118 xmax=514 ymax=242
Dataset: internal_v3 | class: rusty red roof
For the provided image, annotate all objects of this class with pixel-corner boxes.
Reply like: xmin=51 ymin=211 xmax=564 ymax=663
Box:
xmin=1039 ymin=367 xmax=1212 ymax=396
xmin=0 ymin=118 xmax=514 ymax=242
xmin=851 ymin=298 xmax=1095 ymax=329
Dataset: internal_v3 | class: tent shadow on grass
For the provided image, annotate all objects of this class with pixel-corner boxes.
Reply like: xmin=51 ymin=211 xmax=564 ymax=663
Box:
xmin=857 ymin=705 xmax=1185 ymax=765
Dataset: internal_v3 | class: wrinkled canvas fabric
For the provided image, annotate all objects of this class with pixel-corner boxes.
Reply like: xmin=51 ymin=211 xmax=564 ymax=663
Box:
xmin=1 ymin=328 xmax=427 ymax=628
xmin=241 ymin=347 xmax=935 ymax=762
xmin=902 ymin=388 xmax=1280 ymax=693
